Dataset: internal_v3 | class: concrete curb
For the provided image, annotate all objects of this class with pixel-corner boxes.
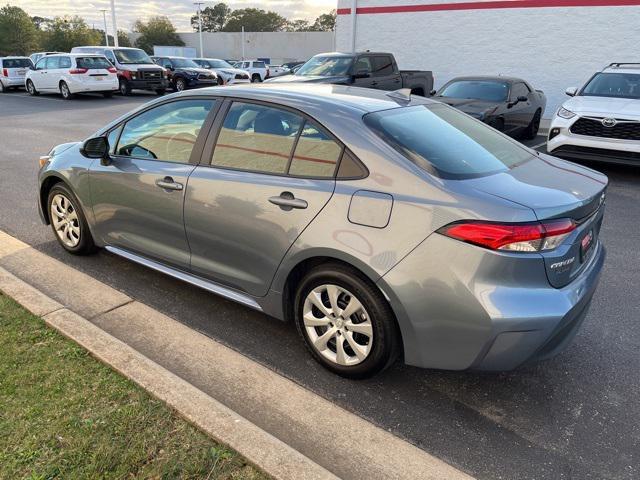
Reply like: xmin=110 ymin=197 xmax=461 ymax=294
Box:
xmin=0 ymin=230 xmax=474 ymax=480
xmin=0 ymin=267 xmax=337 ymax=480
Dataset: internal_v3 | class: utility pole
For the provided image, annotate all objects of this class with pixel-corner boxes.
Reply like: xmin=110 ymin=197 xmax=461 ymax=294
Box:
xmin=100 ymin=9 xmax=109 ymax=45
xmin=195 ymin=2 xmax=204 ymax=57
xmin=241 ymin=26 xmax=245 ymax=60
xmin=110 ymin=0 xmax=119 ymax=47
xmin=350 ymin=0 xmax=358 ymax=52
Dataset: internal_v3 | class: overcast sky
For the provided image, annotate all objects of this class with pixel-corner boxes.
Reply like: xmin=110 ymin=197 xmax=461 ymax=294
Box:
xmin=14 ymin=0 xmax=338 ymax=31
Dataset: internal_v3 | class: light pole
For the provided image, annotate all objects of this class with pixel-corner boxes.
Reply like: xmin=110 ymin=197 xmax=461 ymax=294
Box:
xmin=194 ymin=2 xmax=204 ymax=57
xmin=100 ymin=9 xmax=109 ymax=45
xmin=110 ymin=0 xmax=119 ymax=47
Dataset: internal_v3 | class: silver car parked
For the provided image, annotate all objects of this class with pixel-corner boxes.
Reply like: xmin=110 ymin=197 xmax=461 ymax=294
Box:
xmin=38 ymin=84 xmax=607 ymax=378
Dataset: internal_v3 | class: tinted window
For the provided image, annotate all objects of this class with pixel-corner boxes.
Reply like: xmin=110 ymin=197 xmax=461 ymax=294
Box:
xmin=2 ymin=58 xmax=31 ymax=68
xmin=116 ymin=100 xmax=214 ymax=163
xmin=337 ymin=151 xmax=368 ymax=179
xmin=104 ymin=50 xmax=116 ymax=64
xmin=35 ymin=58 xmax=46 ymax=70
xmin=107 ymin=126 xmax=122 ymax=155
xmin=59 ymin=57 xmax=72 ymax=69
xmin=353 ymin=56 xmax=372 ymax=74
xmin=212 ymin=102 xmax=303 ymax=174
xmin=364 ymin=104 xmax=533 ymax=179
xmin=581 ymin=72 xmax=640 ymax=99
xmin=289 ymin=122 xmax=341 ymax=177
xmin=254 ymin=62 xmax=266 ymax=68
xmin=511 ymin=83 xmax=530 ymax=99
xmin=439 ymin=80 xmax=509 ymax=102
xmin=296 ymin=56 xmax=353 ymax=77
xmin=372 ymin=56 xmax=394 ymax=76
xmin=76 ymin=57 xmax=112 ymax=69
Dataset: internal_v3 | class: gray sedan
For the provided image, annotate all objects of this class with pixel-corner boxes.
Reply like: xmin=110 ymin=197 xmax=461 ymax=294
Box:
xmin=37 ymin=84 xmax=607 ymax=378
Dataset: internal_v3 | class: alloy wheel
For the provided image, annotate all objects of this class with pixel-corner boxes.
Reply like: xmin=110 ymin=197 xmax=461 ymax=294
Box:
xmin=27 ymin=81 xmax=36 ymax=95
xmin=175 ymin=79 xmax=186 ymax=91
xmin=60 ymin=82 xmax=70 ymax=99
xmin=50 ymin=193 xmax=81 ymax=248
xmin=302 ymin=284 xmax=373 ymax=366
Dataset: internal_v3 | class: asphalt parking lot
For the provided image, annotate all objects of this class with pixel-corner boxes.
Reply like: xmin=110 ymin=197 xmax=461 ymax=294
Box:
xmin=1 ymin=89 xmax=639 ymax=480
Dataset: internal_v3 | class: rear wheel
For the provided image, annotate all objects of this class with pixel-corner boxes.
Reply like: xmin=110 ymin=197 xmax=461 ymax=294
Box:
xmin=60 ymin=81 xmax=73 ymax=100
xmin=294 ymin=264 xmax=400 ymax=379
xmin=523 ymin=109 xmax=542 ymax=140
xmin=26 ymin=80 xmax=39 ymax=96
xmin=119 ymin=78 xmax=131 ymax=96
xmin=47 ymin=184 xmax=96 ymax=255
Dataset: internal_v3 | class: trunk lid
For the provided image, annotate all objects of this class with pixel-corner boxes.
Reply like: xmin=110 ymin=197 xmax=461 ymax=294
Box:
xmin=466 ymin=153 xmax=608 ymax=288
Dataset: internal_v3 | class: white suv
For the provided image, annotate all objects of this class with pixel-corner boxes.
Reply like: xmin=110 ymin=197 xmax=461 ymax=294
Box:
xmin=0 ymin=57 xmax=32 ymax=92
xmin=548 ymin=62 xmax=640 ymax=165
xmin=26 ymin=54 xmax=118 ymax=99
xmin=235 ymin=60 xmax=269 ymax=82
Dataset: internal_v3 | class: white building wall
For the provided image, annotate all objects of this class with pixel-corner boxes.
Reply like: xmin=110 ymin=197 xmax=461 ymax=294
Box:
xmin=336 ymin=0 xmax=640 ymax=117
xmin=128 ymin=31 xmax=335 ymax=65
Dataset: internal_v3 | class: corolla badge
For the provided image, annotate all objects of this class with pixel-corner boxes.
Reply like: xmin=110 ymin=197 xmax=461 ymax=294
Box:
xmin=602 ymin=118 xmax=617 ymax=127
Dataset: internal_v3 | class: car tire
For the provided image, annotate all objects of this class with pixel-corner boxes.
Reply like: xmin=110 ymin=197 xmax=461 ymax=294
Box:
xmin=47 ymin=183 xmax=97 ymax=255
xmin=523 ymin=109 xmax=542 ymax=140
xmin=0 ymin=80 xmax=6 ymax=93
xmin=102 ymin=91 xmax=113 ymax=98
xmin=26 ymin=80 xmax=39 ymax=96
xmin=119 ymin=78 xmax=131 ymax=96
xmin=155 ymin=88 xmax=166 ymax=96
xmin=251 ymin=74 xmax=261 ymax=83
xmin=60 ymin=81 xmax=73 ymax=100
xmin=174 ymin=78 xmax=186 ymax=92
xmin=294 ymin=263 xmax=400 ymax=379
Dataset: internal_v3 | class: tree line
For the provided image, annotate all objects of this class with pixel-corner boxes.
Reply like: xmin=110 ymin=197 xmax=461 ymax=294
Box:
xmin=0 ymin=3 xmax=335 ymax=57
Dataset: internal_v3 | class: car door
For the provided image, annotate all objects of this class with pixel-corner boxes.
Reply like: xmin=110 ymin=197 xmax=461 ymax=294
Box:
xmin=371 ymin=55 xmax=402 ymax=91
xmin=505 ymin=82 xmax=533 ymax=135
xmin=185 ymin=100 xmax=340 ymax=296
xmin=89 ymin=98 xmax=218 ymax=269
xmin=36 ymin=57 xmax=56 ymax=90
xmin=352 ymin=55 xmax=374 ymax=88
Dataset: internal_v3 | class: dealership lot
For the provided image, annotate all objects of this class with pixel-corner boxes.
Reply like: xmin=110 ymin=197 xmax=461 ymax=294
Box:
xmin=1 ymin=90 xmax=639 ymax=479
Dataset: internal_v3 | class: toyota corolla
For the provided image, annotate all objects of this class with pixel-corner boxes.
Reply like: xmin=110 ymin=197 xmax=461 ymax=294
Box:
xmin=37 ymin=84 xmax=607 ymax=378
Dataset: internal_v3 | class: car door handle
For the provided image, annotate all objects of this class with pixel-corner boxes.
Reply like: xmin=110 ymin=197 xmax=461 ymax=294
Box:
xmin=269 ymin=192 xmax=308 ymax=210
xmin=155 ymin=176 xmax=183 ymax=191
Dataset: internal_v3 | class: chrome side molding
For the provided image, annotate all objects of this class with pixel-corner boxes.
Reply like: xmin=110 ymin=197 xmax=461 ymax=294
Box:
xmin=105 ymin=246 xmax=262 ymax=311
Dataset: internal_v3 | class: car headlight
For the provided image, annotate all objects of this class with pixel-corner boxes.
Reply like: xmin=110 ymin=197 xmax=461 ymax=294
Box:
xmin=557 ymin=107 xmax=576 ymax=119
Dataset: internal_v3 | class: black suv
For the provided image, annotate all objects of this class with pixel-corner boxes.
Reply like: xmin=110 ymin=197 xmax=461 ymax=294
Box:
xmin=151 ymin=56 xmax=218 ymax=91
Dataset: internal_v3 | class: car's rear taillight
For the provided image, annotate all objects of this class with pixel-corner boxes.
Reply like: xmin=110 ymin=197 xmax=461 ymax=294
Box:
xmin=69 ymin=68 xmax=88 ymax=74
xmin=2 ymin=68 xmax=7 ymax=77
xmin=438 ymin=218 xmax=577 ymax=252
xmin=107 ymin=67 xmax=117 ymax=73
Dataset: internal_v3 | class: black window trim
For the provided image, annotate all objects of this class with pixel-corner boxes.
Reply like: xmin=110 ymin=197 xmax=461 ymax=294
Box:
xmin=201 ymin=97 xmax=367 ymax=180
xmin=104 ymin=96 xmax=222 ymax=165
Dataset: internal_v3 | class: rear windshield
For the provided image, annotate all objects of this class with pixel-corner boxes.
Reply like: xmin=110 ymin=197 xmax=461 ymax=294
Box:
xmin=2 ymin=58 xmax=31 ymax=68
xmin=580 ymin=72 xmax=640 ymax=99
xmin=364 ymin=104 xmax=533 ymax=179
xmin=439 ymin=80 xmax=509 ymax=102
xmin=114 ymin=49 xmax=153 ymax=65
xmin=76 ymin=57 xmax=112 ymax=69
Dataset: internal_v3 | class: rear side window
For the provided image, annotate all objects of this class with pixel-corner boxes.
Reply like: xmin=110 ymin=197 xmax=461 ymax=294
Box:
xmin=364 ymin=104 xmax=533 ymax=179
xmin=289 ymin=122 xmax=342 ymax=177
xmin=212 ymin=102 xmax=303 ymax=174
xmin=76 ymin=57 xmax=112 ymax=69
xmin=59 ymin=57 xmax=71 ymax=69
xmin=2 ymin=58 xmax=31 ymax=68
xmin=115 ymin=99 xmax=215 ymax=163
xmin=372 ymin=56 xmax=394 ymax=76
xmin=254 ymin=62 xmax=266 ymax=68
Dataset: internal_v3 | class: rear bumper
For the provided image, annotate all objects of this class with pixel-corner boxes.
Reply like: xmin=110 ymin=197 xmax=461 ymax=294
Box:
xmin=67 ymin=77 xmax=119 ymax=93
xmin=380 ymin=233 xmax=606 ymax=371
xmin=1 ymin=77 xmax=25 ymax=87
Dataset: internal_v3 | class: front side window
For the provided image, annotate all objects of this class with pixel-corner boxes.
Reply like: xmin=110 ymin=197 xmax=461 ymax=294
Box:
xmin=439 ymin=80 xmax=509 ymax=102
xmin=115 ymin=99 xmax=215 ymax=163
xmin=353 ymin=56 xmax=372 ymax=74
xmin=212 ymin=102 xmax=303 ymax=174
xmin=364 ymin=104 xmax=533 ymax=179
xmin=580 ymin=72 xmax=640 ymax=99
xmin=510 ymin=83 xmax=530 ymax=100
xmin=45 ymin=57 xmax=60 ymax=69
xmin=289 ymin=122 xmax=342 ymax=177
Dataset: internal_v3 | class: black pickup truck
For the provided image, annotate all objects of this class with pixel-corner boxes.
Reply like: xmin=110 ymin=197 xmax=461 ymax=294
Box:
xmin=265 ymin=52 xmax=433 ymax=96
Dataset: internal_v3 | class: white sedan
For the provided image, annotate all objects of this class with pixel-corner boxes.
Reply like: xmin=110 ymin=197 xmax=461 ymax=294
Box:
xmin=548 ymin=62 xmax=640 ymax=165
xmin=25 ymin=54 xmax=118 ymax=99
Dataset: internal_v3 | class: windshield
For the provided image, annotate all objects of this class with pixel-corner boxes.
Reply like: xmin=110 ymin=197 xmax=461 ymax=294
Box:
xmin=439 ymin=80 xmax=509 ymax=102
xmin=581 ymin=72 xmax=640 ymax=99
xmin=296 ymin=56 xmax=354 ymax=77
xmin=209 ymin=59 xmax=232 ymax=68
xmin=171 ymin=58 xmax=200 ymax=68
xmin=364 ymin=104 xmax=533 ymax=179
xmin=114 ymin=49 xmax=153 ymax=65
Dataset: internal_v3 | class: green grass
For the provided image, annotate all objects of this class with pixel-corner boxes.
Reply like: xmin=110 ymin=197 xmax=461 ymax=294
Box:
xmin=0 ymin=294 xmax=270 ymax=480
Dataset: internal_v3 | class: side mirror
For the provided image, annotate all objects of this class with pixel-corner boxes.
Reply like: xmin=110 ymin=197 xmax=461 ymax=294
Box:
xmin=429 ymin=89 xmax=437 ymax=96
xmin=517 ymin=95 xmax=528 ymax=102
xmin=80 ymin=136 xmax=110 ymax=165
xmin=353 ymin=69 xmax=371 ymax=79
xmin=565 ymin=86 xmax=578 ymax=97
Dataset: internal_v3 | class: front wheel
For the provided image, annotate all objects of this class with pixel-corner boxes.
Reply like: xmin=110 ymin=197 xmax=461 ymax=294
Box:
xmin=119 ymin=78 xmax=131 ymax=96
xmin=174 ymin=78 xmax=186 ymax=92
xmin=26 ymin=80 xmax=39 ymax=96
xmin=47 ymin=184 xmax=96 ymax=255
xmin=294 ymin=264 xmax=400 ymax=379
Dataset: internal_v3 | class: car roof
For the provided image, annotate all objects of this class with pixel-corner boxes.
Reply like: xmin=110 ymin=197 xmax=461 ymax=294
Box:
xmin=0 ymin=56 xmax=30 ymax=59
xmin=178 ymin=83 xmax=436 ymax=114
xmin=46 ymin=53 xmax=108 ymax=58
xmin=445 ymin=75 xmax=525 ymax=84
